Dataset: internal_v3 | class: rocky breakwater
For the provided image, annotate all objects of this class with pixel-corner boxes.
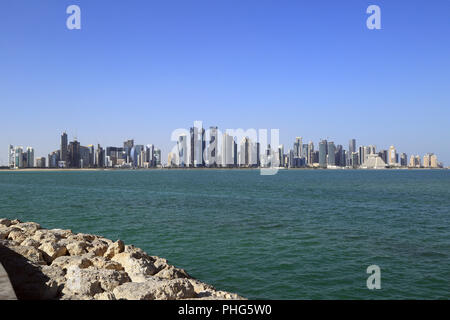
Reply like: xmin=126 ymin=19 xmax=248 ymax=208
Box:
xmin=0 ymin=218 xmax=243 ymax=300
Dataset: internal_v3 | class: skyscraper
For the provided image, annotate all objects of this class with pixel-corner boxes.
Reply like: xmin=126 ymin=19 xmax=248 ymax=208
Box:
xmin=363 ymin=146 xmax=370 ymax=164
xmin=168 ymin=152 xmax=176 ymax=167
xmin=14 ymin=146 xmax=24 ymax=168
xmin=327 ymin=142 xmax=336 ymax=166
xmin=389 ymin=145 xmax=397 ymax=165
xmin=190 ymin=122 xmax=205 ymax=167
xmin=146 ymin=144 xmax=155 ymax=167
xmin=256 ymin=142 xmax=260 ymax=167
xmin=154 ymin=149 xmax=161 ymax=166
xmin=208 ymin=126 xmax=218 ymax=167
xmin=8 ymin=145 xmax=14 ymax=168
xmin=359 ymin=146 xmax=364 ymax=166
xmin=379 ymin=150 xmax=388 ymax=164
xmin=60 ymin=132 xmax=68 ymax=164
xmin=177 ymin=134 xmax=187 ymax=167
xmin=233 ymin=139 xmax=238 ymax=167
xmin=349 ymin=139 xmax=356 ymax=155
xmin=335 ymin=144 xmax=344 ymax=167
xmin=123 ymin=139 xmax=134 ymax=164
xmin=294 ymin=137 xmax=302 ymax=158
xmin=301 ymin=144 xmax=309 ymax=166
xmin=400 ymin=153 xmax=407 ymax=167
xmin=48 ymin=151 xmax=60 ymax=168
xmin=68 ymin=140 xmax=81 ymax=168
xmin=278 ymin=144 xmax=284 ymax=167
xmin=79 ymin=146 xmax=90 ymax=168
xmin=423 ymin=154 xmax=431 ymax=168
xmin=351 ymin=152 xmax=359 ymax=168
xmin=131 ymin=145 xmax=144 ymax=167
xmin=415 ymin=155 xmax=421 ymax=167
xmin=319 ymin=140 xmax=327 ymax=168
xmin=26 ymin=147 xmax=34 ymax=168
xmin=88 ymin=145 xmax=95 ymax=167
xmin=96 ymin=144 xmax=105 ymax=168
xmin=308 ymin=141 xmax=314 ymax=166
xmin=239 ymin=137 xmax=251 ymax=167
xmin=222 ymin=133 xmax=234 ymax=167
xmin=430 ymin=154 xmax=438 ymax=168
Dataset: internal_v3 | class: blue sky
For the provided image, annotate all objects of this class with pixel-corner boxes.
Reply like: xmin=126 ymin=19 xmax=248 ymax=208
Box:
xmin=1 ymin=0 xmax=449 ymax=165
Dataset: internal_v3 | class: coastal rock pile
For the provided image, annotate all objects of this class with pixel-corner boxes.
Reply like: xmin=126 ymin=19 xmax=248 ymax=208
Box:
xmin=0 ymin=218 xmax=243 ymax=300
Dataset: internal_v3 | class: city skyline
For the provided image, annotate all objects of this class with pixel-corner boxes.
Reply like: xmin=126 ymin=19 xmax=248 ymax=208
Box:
xmin=2 ymin=126 xmax=447 ymax=167
xmin=1 ymin=1 xmax=449 ymax=165
xmin=5 ymin=125 xmax=444 ymax=169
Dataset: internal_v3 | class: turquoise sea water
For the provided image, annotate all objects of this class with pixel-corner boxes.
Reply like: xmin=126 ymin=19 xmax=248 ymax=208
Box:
xmin=0 ymin=169 xmax=449 ymax=299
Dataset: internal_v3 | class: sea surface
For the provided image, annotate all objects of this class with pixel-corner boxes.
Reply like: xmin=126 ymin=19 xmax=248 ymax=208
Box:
xmin=0 ymin=169 xmax=449 ymax=299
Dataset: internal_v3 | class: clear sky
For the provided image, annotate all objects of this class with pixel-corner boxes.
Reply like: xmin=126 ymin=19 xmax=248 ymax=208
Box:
xmin=1 ymin=0 xmax=449 ymax=165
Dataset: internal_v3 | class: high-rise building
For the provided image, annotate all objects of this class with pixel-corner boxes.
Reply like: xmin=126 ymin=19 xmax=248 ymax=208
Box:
xmin=80 ymin=146 xmax=90 ymax=168
xmin=359 ymin=146 xmax=364 ymax=166
xmin=14 ymin=146 xmax=24 ymax=168
xmin=123 ymin=139 xmax=134 ymax=164
xmin=145 ymin=144 xmax=155 ymax=167
xmin=348 ymin=139 xmax=356 ymax=166
xmin=409 ymin=155 xmax=421 ymax=168
xmin=400 ymin=153 xmax=407 ymax=167
xmin=379 ymin=150 xmax=388 ymax=164
xmin=68 ymin=140 xmax=81 ymax=168
xmin=277 ymin=144 xmax=284 ymax=167
xmin=36 ymin=157 xmax=46 ymax=168
xmin=351 ymin=152 xmax=359 ymax=168
xmin=388 ymin=146 xmax=397 ymax=166
xmin=294 ymin=137 xmax=302 ymax=158
xmin=222 ymin=133 xmax=234 ymax=167
xmin=308 ymin=141 xmax=314 ymax=166
xmin=60 ymin=132 xmax=68 ymax=165
xmin=131 ymin=145 xmax=144 ymax=167
xmin=313 ymin=150 xmax=319 ymax=164
xmin=154 ymin=149 xmax=161 ymax=166
xmin=96 ymin=144 xmax=105 ymax=168
xmin=349 ymin=139 xmax=356 ymax=156
xmin=256 ymin=142 xmax=260 ymax=167
xmin=8 ymin=145 xmax=15 ymax=168
xmin=88 ymin=145 xmax=95 ymax=167
xmin=168 ymin=152 xmax=176 ymax=167
xmin=239 ymin=137 xmax=251 ymax=167
xmin=301 ymin=144 xmax=309 ymax=166
xmin=208 ymin=126 xmax=218 ymax=167
xmin=327 ymin=142 xmax=336 ymax=166
xmin=423 ymin=154 xmax=430 ymax=168
xmin=415 ymin=155 xmax=421 ymax=167
xmin=48 ymin=151 xmax=60 ymax=168
xmin=430 ymin=154 xmax=438 ymax=168
xmin=288 ymin=149 xmax=294 ymax=168
xmin=263 ymin=144 xmax=272 ymax=167
xmin=26 ymin=147 xmax=34 ymax=168
xmin=318 ymin=140 xmax=327 ymax=168
xmin=335 ymin=144 xmax=344 ymax=167
xmin=138 ymin=149 xmax=146 ymax=168
xmin=106 ymin=146 xmax=125 ymax=167
xmin=177 ymin=134 xmax=187 ymax=167
xmin=233 ymin=140 xmax=238 ymax=167
xmin=363 ymin=146 xmax=371 ymax=164
xmin=190 ymin=123 xmax=205 ymax=167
